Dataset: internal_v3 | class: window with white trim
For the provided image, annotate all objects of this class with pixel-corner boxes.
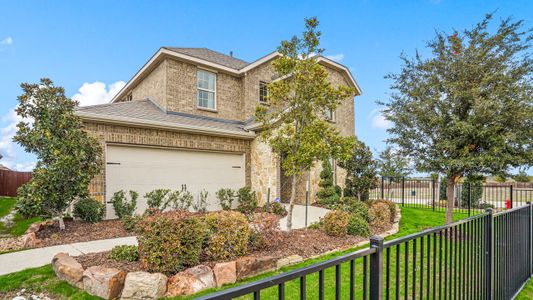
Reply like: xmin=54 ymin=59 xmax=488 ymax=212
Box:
xmin=259 ymin=81 xmax=268 ymax=103
xmin=197 ymin=69 xmax=216 ymax=109
xmin=324 ymin=107 xmax=335 ymax=121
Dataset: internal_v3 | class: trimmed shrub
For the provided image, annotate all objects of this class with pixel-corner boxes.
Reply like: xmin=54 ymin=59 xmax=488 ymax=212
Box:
xmin=110 ymin=190 xmax=138 ymax=219
xmin=341 ymin=197 xmax=369 ymax=221
xmin=73 ymin=197 xmax=104 ymax=223
xmin=216 ymin=188 xmax=235 ymax=210
xmin=137 ymin=211 xmax=206 ymax=274
xmin=263 ymin=201 xmax=287 ymax=216
xmin=249 ymin=212 xmax=283 ymax=250
xmin=144 ymin=189 xmax=171 ymax=210
xmin=308 ymin=221 xmax=322 ymax=230
xmin=317 ymin=160 xmax=341 ymax=206
xmin=347 ymin=214 xmax=371 ymax=237
xmin=236 ymin=187 xmax=258 ymax=215
xmin=166 ymin=188 xmax=193 ymax=211
xmin=204 ymin=211 xmax=250 ymax=260
xmin=192 ymin=189 xmax=208 ymax=213
xmin=122 ymin=215 xmax=142 ymax=232
xmin=369 ymin=202 xmax=392 ymax=232
xmin=371 ymin=199 xmax=396 ymax=222
xmin=109 ymin=245 xmax=139 ymax=262
xmin=322 ymin=210 xmax=350 ymax=237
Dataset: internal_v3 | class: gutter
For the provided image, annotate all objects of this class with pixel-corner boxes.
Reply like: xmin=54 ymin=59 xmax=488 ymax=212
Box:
xmin=76 ymin=112 xmax=256 ymax=140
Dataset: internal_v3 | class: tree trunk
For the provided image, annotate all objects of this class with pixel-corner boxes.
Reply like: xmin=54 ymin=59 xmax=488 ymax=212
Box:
xmin=286 ymin=173 xmax=298 ymax=231
xmin=446 ymin=175 xmax=457 ymax=224
xmin=58 ymin=216 xmax=65 ymax=230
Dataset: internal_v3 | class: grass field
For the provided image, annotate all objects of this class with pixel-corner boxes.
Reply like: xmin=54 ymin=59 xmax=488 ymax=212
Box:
xmin=517 ymin=279 xmax=533 ymax=299
xmin=0 ymin=197 xmax=42 ymax=237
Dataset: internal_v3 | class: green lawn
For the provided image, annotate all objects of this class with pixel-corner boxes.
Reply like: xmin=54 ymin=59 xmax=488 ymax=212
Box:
xmin=0 ymin=196 xmax=42 ymax=237
xmin=516 ymin=279 xmax=533 ymax=299
xmin=0 ymin=207 xmax=470 ymax=299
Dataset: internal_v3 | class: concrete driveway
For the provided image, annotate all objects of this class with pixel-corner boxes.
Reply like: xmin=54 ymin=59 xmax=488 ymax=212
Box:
xmin=279 ymin=204 xmax=330 ymax=231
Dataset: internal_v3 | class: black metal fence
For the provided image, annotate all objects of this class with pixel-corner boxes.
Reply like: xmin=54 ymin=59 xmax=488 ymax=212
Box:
xmin=369 ymin=177 xmax=533 ymax=215
xmin=197 ymin=204 xmax=533 ymax=300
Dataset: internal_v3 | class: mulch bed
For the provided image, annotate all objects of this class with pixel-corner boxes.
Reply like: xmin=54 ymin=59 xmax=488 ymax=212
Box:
xmin=36 ymin=219 xmax=134 ymax=247
xmin=75 ymin=222 xmax=392 ymax=275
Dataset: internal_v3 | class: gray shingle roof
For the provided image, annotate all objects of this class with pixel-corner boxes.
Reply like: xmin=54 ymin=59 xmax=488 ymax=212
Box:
xmin=77 ymin=99 xmax=251 ymax=135
xmin=164 ymin=47 xmax=249 ymax=69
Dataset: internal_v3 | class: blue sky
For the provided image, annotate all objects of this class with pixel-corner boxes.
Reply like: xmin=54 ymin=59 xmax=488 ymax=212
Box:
xmin=0 ymin=0 xmax=531 ymax=172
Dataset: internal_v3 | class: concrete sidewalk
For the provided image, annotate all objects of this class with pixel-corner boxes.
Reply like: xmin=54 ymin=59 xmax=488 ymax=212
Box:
xmin=0 ymin=236 xmax=137 ymax=276
xmin=279 ymin=204 xmax=330 ymax=231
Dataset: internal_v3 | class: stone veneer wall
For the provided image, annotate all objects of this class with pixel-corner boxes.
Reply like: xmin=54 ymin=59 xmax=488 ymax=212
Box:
xmin=130 ymin=60 xmax=167 ymax=109
xmin=250 ymin=139 xmax=279 ymax=206
xmin=83 ymin=121 xmax=252 ymax=203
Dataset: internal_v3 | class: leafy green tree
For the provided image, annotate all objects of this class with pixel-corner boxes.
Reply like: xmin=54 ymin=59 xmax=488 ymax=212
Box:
xmin=317 ymin=159 xmax=340 ymax=205
xmin=339 ymin=140 xmax=378 ymax=201
xmin=513 ymin=170 xmax=531 ymax=183
xmin=255 ymin=17 xmax=356 ymax=230
xmin=460 ymin=174 xmax=485 ymax=208
xmin=377 ymin=146 xmax=410 ymax=199
xmin=14 ymin=78 xmax=102 ymax=229
xmin=381 ymin=14 xmax=533 ymax=223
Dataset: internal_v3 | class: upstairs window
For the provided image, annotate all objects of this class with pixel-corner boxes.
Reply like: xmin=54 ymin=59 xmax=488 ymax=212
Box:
xmin=324 ymin=107 xmax=335 ymax=121
xmin=259 ymin=81 xmax=268 ymax=103
xmin=125 ymin=93 xmax=133 ymax=101
xmin=197 ymin=69 xmax=216 ymax=109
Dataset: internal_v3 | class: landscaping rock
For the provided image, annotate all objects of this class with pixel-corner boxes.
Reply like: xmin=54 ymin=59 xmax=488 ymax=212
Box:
xmin=236 ymin=256 xmax=277 ymax=279
xmin=25 ymin=223 xmax=42 ymax=234
xmin=51 ymin=252 xmax=84 ymax=288
xmin=276 ymin=254 xmax=303 ymax=268
xmin=21 ymin=232 xmax=42 ymax=248
xmin=82 ymin=266 xmax=125 ymax=299
xmin=120 ymin=271 xmax=167 ymax=300
xmin=213 ymin=261 xmax=236 ymax=287
xmin=166 ymin=265 xmax=215 ymax=296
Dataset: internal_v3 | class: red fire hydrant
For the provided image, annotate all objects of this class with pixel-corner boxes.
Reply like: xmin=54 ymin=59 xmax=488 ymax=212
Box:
xmin=505 ymin=199 xmax=511 ymax=209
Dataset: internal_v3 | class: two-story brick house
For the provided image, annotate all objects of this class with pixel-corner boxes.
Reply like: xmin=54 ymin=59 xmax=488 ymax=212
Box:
xmin=76 ymin=47 xmax=361 ymax=218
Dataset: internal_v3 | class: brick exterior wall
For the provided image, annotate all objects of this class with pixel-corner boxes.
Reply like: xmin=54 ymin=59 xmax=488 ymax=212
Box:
xmin=166 ymin=59 xmax=245 ymax=120
xmin=83 ymin=121 xmax=251 ymax=202
xmin=130 ymin=60 xmax=167 ymax=109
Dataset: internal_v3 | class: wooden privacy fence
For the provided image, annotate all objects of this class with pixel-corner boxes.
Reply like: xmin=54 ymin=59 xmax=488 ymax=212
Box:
xmin=0 ymin=169 xmax=32 ymax=197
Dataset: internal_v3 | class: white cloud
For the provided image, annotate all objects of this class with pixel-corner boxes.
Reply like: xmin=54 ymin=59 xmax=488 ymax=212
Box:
xmin=0 ymin=36 xmax=13 ymax=45
xmin=370 ymin=109 xmax=392 ymax=129
xmin=0 ymin=108 xmax=35 ymax=171
xmin=325 ymin=53 xmax=344 ymax=62
xmin=72 ymin=81 xmax=126 ymax=106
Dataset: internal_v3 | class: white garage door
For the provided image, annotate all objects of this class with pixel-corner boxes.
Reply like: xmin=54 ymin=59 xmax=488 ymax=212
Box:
xmin=105 ymin=145 xmax=245 ymax=219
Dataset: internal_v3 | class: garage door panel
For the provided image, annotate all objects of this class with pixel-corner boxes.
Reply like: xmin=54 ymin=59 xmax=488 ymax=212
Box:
xmin=105 ymin=145 xmax=245 ymax=219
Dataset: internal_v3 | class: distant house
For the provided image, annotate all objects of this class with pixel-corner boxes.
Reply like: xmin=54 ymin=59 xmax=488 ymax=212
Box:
xmin=0 ymin=164 xmax=11 ymax=171
xmin=76 ymin=47 xmax=361 ymax=218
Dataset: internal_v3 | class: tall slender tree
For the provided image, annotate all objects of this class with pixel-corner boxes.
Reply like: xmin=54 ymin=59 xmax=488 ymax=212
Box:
xmin=381 ymin=14 xmax=533 ymax=223
xmin=256 ymin=17 xmax=356 ymax=230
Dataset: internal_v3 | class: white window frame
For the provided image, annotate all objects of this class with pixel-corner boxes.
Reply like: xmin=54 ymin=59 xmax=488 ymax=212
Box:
xmin=259 ymin=81 xmax=268 ymax=103
xmin=197 ymin=69 xmax=217 ymax=111
xmin=324 ymin=107 xmax=335 ymax=122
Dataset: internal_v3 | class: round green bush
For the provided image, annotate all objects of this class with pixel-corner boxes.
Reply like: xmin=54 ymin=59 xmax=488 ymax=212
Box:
xmin=73 ymin=197 xmax=104 ymax=223
xmin=236 ymin=187 xmax=258 ymax=215
xmin=109 ymin=245 xmax=139 ymax=262
xmin=263 ymin=201 xmax=287 ymax=216
xmin=204 ymin=210 xmax=250 ymax=260
xmin=341 ymin=197 xmax=369 ymax=221
xmin=322 ymin=210 xmax=350 ymax=237
xmin=137 ymin=212 xmax=206 ymax=274
xmin=347 ymin=214 xmax=371 ymax=237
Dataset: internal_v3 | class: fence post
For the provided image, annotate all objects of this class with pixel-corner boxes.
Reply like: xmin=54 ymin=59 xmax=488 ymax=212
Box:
xmin=369 ymin=236 xmax=384 ymax=300
xmin=401 ymin=178 xmax=405 ymax=207
xmin=432 ymin=178 xmax=436 ymax=211
xmin=467 ymin=182 xmax=471 ymax=217
xmin=485 ymin=208 xmax=494 ymax=299
xmin=381 ymin=177 xmax=384 ymax=199
xmin=529 ymin=202 xmax=532 ymax=277
xmin=510 ymin=185 xmax=513 ymax=209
